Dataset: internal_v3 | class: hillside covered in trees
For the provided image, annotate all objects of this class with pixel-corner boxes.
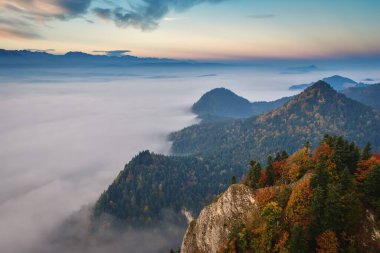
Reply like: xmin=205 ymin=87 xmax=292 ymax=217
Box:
xmin=224 ymin=135 xmax=380 ymax=253
xmin=171 ymin=81 xmax=380 ymax=167
xmin=93 ymin=151 xmax=243 ymax=224
xmin=93 ymin=81 xmax=380 ymax=227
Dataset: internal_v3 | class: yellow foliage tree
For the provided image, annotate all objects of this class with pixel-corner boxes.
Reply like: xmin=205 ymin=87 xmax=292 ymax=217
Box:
xmin=286 ymin=178 xmax=313 ymax=227
xmin=286 ymin=147 xmax=313 ymax=182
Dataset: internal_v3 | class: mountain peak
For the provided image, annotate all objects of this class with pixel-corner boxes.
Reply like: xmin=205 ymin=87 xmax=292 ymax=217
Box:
xmin=258 ymin=78 xmax=378 ymax=126
xmin=305 ymin=80 xmax=334 ymax=93
xmin=192 ymin=88 xmax=252 ymax=119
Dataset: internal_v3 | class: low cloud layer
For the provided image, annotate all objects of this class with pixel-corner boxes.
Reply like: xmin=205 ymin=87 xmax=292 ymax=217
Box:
xmin=32 ymin=207 xmax=186 ymax=253
xmin=0 ymin=70 xmax=200 ymax=253
xmin=0 ymin=66 xmax=315 ymax=253
xmin=93 ymin=50 xmax=132 ymax=57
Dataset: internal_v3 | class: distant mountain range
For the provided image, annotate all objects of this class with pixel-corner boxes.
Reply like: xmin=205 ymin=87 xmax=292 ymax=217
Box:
xmin=289 ymin=75 xmax=370 ymax=91
xmin=342 ymin=83 xmax=380 ymax=111
xmin=0 ymin=49 xmax=220 ymax=68
xmin=192 ymin=76 xmax=379 ymax=122
xmin=171 ymin=81 xmax=380 ymax=166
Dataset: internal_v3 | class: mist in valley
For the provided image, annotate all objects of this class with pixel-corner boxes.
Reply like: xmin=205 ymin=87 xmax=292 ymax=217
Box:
xmin=0 ymin=66 xmax=379 ymax=253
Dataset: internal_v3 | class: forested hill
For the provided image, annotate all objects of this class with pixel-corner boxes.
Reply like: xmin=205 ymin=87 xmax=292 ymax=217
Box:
xmin=93 ymin=151 xmax=244 ymax=224
xmin=170 ymin=81 xmax=380 ymax=166
xmin=192 ymin=88 xmax=252 ymax=119
xmin=192 ymin=88 xmax=293 ymax=122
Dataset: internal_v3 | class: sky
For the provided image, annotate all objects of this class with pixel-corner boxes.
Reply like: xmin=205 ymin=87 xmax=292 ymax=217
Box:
xmin=0 ymin=0 xmax=380 ymax=60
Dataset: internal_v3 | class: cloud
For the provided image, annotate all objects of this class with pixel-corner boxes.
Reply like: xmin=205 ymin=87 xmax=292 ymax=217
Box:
xmin=93 ymin=7 xmax=113 ymax=20
xmin=26 ymin=49 xmax=55 ymax=53
xmin=93 ymin=50 xmax=132 ymax=57
xmin=0 ymin=26 xmax=41 ymax=39
xmin=0 ymin=0 xmax=93 ymax=40
xmin=2 ymin=0 xmax=93 ymax=20
xmin=0 ymin=16 xmax=41 ymax=39
xmin=248 ymin=14 xmax=276 ymax=19
xmin=163 ymin=17 xmax=188 ymax=22
xmin=92 ymin=0 xmax=227 ymax=30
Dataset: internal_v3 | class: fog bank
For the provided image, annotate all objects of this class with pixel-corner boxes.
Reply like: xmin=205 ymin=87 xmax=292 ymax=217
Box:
xmin=0 ymin=66 xmax=378 ymax=252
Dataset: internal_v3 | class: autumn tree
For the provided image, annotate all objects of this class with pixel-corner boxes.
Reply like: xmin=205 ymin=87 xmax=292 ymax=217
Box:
xmin=286 ymin=147 xmax=313 ymax=182
xmin=316 ymin=230 xmax=339 ymax=253
xmin=286 ymin=178 xmax=313 ymax=227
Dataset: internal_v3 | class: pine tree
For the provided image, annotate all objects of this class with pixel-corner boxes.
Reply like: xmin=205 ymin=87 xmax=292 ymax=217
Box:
xmin=281 ymin=150 xmax=289 ymax=160
xmin=289 ymin=223 xmax=307 ymax=253
xmin=266 ymin=155 xmax=275 ymax=186
xmin=230 ymin=175 xmax=237 ymax=185
xmin=361 ymin=142 xmax=372 ymax=160
xmin=249 ymin=161 xmax=262 ymax=188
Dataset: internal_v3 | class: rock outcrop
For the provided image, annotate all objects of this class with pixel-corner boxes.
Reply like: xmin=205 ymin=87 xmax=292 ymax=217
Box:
xmin=181 ymin=184 xmax=258 ymax=253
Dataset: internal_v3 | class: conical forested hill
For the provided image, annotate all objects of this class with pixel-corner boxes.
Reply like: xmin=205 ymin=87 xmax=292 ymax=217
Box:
xmin=93 ymin=151 xmax=241 ymax=224
xmin=192 ymin=88 xmax=253 ymax=119
xmin=170 ymin=81 xmax=380 ymax=166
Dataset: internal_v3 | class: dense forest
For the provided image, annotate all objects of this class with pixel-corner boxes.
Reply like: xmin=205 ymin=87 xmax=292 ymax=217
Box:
xmin=94 ymin=81 xmax=380 ymax=227
xmin=171 ymin=81 xmax=380 ymax=167
xmin=93 ymin=151 xmax=245 ymax=224
xmin=225 ymin=135 xmax=380 ymax=253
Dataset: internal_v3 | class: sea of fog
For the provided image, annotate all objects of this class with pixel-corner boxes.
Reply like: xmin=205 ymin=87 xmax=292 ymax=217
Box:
xmin=0 ymin=66 xmax=379 ymax=253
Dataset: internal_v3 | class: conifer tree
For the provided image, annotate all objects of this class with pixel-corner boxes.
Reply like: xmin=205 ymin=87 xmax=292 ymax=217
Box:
xmin=361 ymin=142 xmax=372 ymax=160
xmin=289 ymin=223 xmax=307 ymax=253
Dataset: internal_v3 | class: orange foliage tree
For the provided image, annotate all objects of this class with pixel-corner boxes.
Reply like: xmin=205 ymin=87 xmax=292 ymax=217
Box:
xmin=356 ymin=154 xmax=380 ymax=182
xmin=273 ymin=160 xmax=288 ymax=184
xmin=316 ymin=230 xmax=339 ymax=253
xmin=255 ymin=187 xmax=277 ymax=208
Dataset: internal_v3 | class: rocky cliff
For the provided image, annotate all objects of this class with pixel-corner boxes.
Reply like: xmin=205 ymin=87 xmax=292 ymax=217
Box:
xmin=181 ymin=184 xmax=258 ymax=253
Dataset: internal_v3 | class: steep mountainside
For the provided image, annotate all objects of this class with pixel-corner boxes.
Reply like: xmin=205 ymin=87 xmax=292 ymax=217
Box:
xmin=342 ymin=83 xmax=380 ymax=111
xmin=181 ymin=184 xmax=258 ymax=253
xmin=171 ymin=81 xmax=380 ymax=166
xmin=181 ymin=137 xmax=380 ymax=253
xmin=93 ymin=151 xmax=244 ymax=224
xmin=192 ymin=88 xmax=293 ymax=122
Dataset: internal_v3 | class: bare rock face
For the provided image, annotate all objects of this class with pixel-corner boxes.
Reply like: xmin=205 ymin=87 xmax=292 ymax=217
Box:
xmin=181 ymin=184 xmax=258 ymax=253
